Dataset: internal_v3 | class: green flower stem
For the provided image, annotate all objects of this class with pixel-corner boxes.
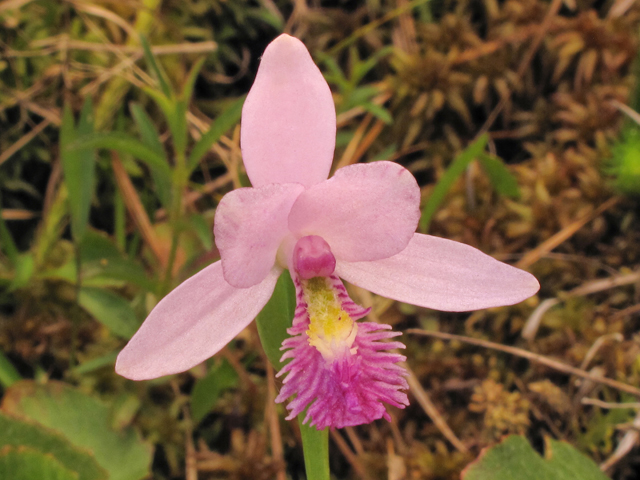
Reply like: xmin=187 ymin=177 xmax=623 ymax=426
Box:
xmin=299 ymin=420 xmax=330 ymax=480
xmin=256 ymin=273 xmax=331 ymax=480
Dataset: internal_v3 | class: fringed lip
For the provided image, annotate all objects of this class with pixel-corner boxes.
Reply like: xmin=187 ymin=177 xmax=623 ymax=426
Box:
xmin=275 ymin=274 xmax=409 ymax=430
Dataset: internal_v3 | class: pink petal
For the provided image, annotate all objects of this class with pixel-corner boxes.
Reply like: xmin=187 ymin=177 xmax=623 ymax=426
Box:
xmin=241 ymin=34 xmax=336 ymax=188
xmin=288 ymin=161 xmax=420 ymax=262
xmin=214 ymin=183 xmax=304 ymax=288
xmin=336 ymin=233 xmax=540 ymax=312
xmin=116 ymin=262 xmax=279 ymax=380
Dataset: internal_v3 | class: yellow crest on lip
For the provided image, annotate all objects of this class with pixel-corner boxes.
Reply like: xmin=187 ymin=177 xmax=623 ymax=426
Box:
xmin=302 ymin=277 xmax=358 ymax=361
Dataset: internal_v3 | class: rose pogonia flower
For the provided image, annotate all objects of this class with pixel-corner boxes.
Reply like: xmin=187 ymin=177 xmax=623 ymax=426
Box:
xmin=116 ymin=34 xmax=540 ymax=429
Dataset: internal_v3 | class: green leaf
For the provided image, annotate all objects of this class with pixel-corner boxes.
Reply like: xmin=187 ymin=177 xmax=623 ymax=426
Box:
xmin=255 ymin=272 xmax=296 ymax=369
xmin=189 ymin=214 xmax=213 ymax=251
xmin=609 ymin=125 xmax=640 ymax=196
xmin=138 ymin=81 xmax=186 ymax=158
xmin=351 ymin=46 xmax=393 ymax=85
xmin=299 ymin=419 xmax=330 ymax=480
xmin=141 ymin=86 xmax=176 ymax=128
xmin=82 ymin=258 xmax=156 ymax=292
xmin=182 ymin=57 xmax=206 ymax=103
xmin=69 ymin=132 xmax=171 ymax=181
xmin=362 ymin=102 xmax=393 ymax=124
xmin=462 ymin=435 xmax=610 ymax=480
xmin=191 ymin=360 xmax=238 ymax=423
xmin=109 ymin=394 xmax=142 ymax=431
xmin=79 ymin=229 xmax=124 ymax=262
xmin=139 ymin=34 xmax=172 ymax=99
xmin=0 ymin=445 xmax=79 ymax=480
xmin=128 ymin=103 xmax=171 ymax=205
xmin=176 ymin=60 xmax=207 ymax=157
xmin=0 ymin=350 xmax=21 ymax=389
xmin=187 ymin=97 xmax=245 ymax=173
xmin=478 ymin=152 xmax=521 ymax=199
xmin=129 ymin=103 xmax=165 ymax=156
xmin=80 ymin=229 xmax=156 ymax=292
xmin=419 ymin=133 xmax=489 ymax=232
xmin=0 ymin=413 xmax=107 ymax=480
xmin=322 ymin=57 xmax=350 ymax=92
xmin=172 ymin=99 xmax=189 ymax=157
xmin=114 ymin=190 xmax=126 ymax=251
xmin=10 ymin=254 xmax=34 ymax=291
xmin=72 ymin=352 xmax=119 ymax=375
xmin=1 ymin=381 xmax=153 ymax=480
xmin=78 ymin=287 xmax=140 ymax=339
xmin=60 ymin=100 xmax=96 ymax=242
xmin=344 ymin=85 xmax=380 ymax=107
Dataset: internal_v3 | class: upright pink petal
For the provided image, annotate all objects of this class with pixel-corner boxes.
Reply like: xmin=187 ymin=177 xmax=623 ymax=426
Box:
xmin=336 ymin=233 xmax=540 ymax=312
xmin=288 ymin=162 xmax=421 ymax=262
xmin=241 ymin=34 xmax=336 ymax=188
xmin=116 ymin=262 xmax=280 ymax=380
xmin=214 ymin=183 xmax=304 ymax=288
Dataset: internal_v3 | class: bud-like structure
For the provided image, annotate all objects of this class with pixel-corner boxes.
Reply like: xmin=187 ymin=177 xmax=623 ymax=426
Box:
xmin=293 ymin=235 xmax=336 ymax=279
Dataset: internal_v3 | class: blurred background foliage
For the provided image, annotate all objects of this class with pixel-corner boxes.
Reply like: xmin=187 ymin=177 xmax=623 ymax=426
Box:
xmin=0 ymin=0 xmax=640 ymax=478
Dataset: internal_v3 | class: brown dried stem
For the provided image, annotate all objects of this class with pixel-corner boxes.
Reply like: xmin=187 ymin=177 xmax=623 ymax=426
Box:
xmin=407 ymin=329 xmax=640 ymax=398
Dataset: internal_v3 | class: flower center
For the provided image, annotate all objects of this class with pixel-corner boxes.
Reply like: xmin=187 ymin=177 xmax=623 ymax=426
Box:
xmin=292 ymin=235 xmax=336 ymax=280
xmin=302 ymin=277 xmax=358 ymax=362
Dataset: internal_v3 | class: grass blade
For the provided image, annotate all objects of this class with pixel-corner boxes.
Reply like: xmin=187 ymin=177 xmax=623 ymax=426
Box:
xmin=478 ymin=152 xmax=521 ymax=199
xmin=139 ymin=34 xmax=172 ymax=99
xmin=69 ymin=132 xmax=171 ymax=181
xmin=187 ymin=97 xmax=245 ymax=174
xmin=419 ymin=134 xmax=488 ymax=232
xmin=60 ymin=100 xmax=96 ymax=242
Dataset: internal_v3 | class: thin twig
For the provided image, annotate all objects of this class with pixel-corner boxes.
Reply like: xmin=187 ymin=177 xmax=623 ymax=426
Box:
xmin=580 ymin=333 xmax=624 ymax=371
xmin=407 ymin=329 xmax=640 ymax=397
xmin=1 ymin=209 xmax=38 ymax=220
xmin=601 ymin=411 xmax=640 ymax=471
xmin=516 ymin=196 xmax=621 ymax=269
xmin=0 ymin=119 xmax=51 ymax=166
xmin=220 ymin=346 xmax=257 ymax=392
xmin=612 ymin=303 xmax=640 ymax=320
xmin=351 ymin=119 xmax=385 ymax=164
xmin=155 ymin=173 xmax=233 ymax=221
xmin=405 ymin=365 xmax=469 ymax=453
xmin=336 ymin=92 xmax=391 ymax=127
xmin=345 ymin=427 xmax=365 ymax=456
xmin=608 ymin=0 xmax=637 ymax=18
xmin=111 ymin=152 xmax=165 ymax=264
xmin=330 ymin=430 xmax=372 ymax=480
xmin=184 ymin=407 xmax=198 ymax=480
xmin=0 ymin=0 xmax=34 ymax=14
xmin=568 ymin=270 xmax=640 ymax=298
xmin=582 ymin=398 xmax=640 ymax=410
xmin=335 ymin=114 xmax=373 ymax=171
xmin=611 ymin=100 xmax=640 ymax=126
xmin=523 ymin=269 xmax=640 ymax=340
xmin=69 ymin=0 xmax=137 ymax=37
xmin=4 ymin=40 xmax=218 ymax=58
xmin=521 ymin=298 xmax=560 ymax=340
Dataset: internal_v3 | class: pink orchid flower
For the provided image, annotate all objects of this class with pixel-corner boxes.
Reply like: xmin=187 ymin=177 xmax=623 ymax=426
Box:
xmin=116 ymin=34 xmax=540 ymax=429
